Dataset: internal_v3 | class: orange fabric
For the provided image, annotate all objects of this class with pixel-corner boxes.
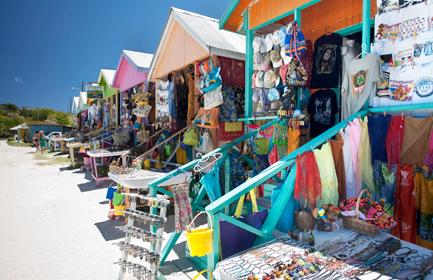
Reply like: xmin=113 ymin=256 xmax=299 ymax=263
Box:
xmin=330 ymin=135 xmax=346 ymax=201
xmin=287 ymin=126 xmax=300 ymax=154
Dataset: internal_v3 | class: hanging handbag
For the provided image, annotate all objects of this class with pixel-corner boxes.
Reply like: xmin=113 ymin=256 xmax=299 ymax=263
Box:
xmin=183 ymin=126 xmax=199 ymax=146
xmin=204 ymin=85 xmax=223 ymax=110
xmin=220 ymin=189 xmax=268 ymax=259
xmin=196 ymin=130 xmax=214 ymax=154
xmin=195 ymin=107 xmax=219 ymax=128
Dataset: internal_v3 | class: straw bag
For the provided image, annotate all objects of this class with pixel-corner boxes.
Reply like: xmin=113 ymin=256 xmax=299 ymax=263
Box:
xmin=109 ymin=158 xmax=125 ymax=174
xmin=343 ymin=190 xmax=379 ymax=236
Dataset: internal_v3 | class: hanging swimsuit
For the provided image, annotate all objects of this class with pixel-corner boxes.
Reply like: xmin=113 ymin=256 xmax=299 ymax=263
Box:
xmin=313 ymin=142 xmax=339 ymax=206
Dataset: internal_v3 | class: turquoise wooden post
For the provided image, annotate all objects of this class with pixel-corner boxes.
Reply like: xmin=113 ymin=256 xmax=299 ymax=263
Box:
xmin=244 ymin=9 xmax=253 ymax=122
xmin=224 ymin=154 xmax=231 ymax=215
xmin=255 ymin=163 xmax=297 ymax=244
xmin=294 ymin=8 xmax=301 ymax=26
xmin=208 ymin=212 xmax=220 ymax=279
xmin=362 ymin=0 xmax=371 ymax=53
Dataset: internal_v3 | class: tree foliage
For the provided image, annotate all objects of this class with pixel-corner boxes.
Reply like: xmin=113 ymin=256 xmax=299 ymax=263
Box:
xmin=0 ymin=103 xmax=75 ymax=138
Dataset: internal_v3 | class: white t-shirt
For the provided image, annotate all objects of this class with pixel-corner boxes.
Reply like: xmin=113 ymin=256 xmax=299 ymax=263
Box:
xmin=341 ymin=54 xmax=381 ymax=119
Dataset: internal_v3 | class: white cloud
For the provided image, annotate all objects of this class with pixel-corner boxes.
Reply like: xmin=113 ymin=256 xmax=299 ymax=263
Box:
xmin=13 ymin=76 xmax=24 ymax=83
xmin=71 ymin=87 xmax=80 ymax=91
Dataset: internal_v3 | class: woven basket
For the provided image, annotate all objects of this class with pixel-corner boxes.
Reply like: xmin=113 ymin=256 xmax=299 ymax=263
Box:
xmin=109 ymin=158 xmax=124 ymax=175
xmin=343 ymin=189 xmax=379 ymax=236
xmin=112 ymin=130 xmax=130 ymax=146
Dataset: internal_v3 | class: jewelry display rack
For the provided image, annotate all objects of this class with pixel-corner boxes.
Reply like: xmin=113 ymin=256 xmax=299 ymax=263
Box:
xmin=115 ymin=190 xmax=169 ymax=280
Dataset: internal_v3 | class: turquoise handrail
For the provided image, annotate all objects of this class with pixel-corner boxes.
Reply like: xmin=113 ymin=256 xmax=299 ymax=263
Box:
xmin=205 ymin=109 xmax=368 ymax=215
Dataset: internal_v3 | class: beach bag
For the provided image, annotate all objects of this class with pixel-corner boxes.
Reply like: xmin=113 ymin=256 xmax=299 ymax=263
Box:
xmin=204 ymin=85 xmax=223 ymax=110
xmin=220 ymin=189 xmax=268 ymax=259
xmin=183 ymin=126 xmax=199 ymax=146
xmin=195 ymin=108 xmax=219 ymax=128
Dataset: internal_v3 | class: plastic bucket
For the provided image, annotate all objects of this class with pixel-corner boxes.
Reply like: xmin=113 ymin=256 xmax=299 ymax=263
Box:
xmin=185 ymin=211 xmax=213 ymax=257
xmin=114 ymin=205 xmax=126 ymax=216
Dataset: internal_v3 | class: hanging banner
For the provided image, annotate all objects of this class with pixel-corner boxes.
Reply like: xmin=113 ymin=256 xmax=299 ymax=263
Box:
xmin=85 ymin=84 xmax=104 ymax=99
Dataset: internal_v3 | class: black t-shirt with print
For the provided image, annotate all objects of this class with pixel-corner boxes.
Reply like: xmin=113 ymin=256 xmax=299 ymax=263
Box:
xmin=307 ymin=89 xmax=338 ymax=138
xmin=310 ymin=33 xmax=343 ymax=89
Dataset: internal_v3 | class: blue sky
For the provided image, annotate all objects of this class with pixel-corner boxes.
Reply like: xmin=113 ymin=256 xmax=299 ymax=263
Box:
xmin=0 ymin=0 xmax=232 ymax=111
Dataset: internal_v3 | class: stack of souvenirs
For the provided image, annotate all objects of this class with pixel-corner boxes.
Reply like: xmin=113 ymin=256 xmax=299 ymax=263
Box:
xmin=252 ymin=22 xmax=309 ymax=116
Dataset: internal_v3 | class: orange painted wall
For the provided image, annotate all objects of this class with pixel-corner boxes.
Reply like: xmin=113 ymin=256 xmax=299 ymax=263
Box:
xmin=301 ymin=0 xmax=377 ymax=42
xmin=152 ymin=20 xmax=209 ymax=80
xmin=249 ymin=0 xmax=377 ymax=42
xmin=250 ymin=0 xmax=313 ymax=28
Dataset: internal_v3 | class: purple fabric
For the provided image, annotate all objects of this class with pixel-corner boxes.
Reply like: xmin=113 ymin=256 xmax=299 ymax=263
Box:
xmin=220 ymin=209 xmax=268 ymax=259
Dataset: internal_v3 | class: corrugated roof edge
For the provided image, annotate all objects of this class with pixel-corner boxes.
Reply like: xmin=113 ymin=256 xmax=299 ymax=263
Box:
xmin=122 ymin=50 xmax=154 ymax=70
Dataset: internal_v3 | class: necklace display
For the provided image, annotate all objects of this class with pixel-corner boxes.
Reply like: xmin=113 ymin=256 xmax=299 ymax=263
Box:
xmin=217 ymin=234 xmax=433 ymax=280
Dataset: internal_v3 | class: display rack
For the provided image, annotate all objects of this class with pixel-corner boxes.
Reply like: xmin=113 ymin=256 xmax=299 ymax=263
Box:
xmin=115 ymin=191 xmax=169 ymax=280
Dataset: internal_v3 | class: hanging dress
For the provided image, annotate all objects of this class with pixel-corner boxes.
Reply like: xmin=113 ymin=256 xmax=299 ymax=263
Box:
xmin=415 ymin=165 xmax=433 ymax=249
xmin=294 ymin=151 xmax=322 ymax=209
xmin=400 ymin=116 xmax=433 ymax=165
xmin=386 ymin=116 xmax=405 ymax=165
xmin=330 ymin=133 xmax=346 ymax=201
xmin=347 ymin=118 xmax=362 ymax=195
xmin=393 ymin=164 xmax=416 ymax=243
xmin=313 ymin=142 xmax=339 ymax=206
xmin=287 ymin=125 xmax=301 ymax=154
xmin=342 ymin=129 xmax=356 ymax=198
xmin=368 ymin=114 xmax=391 ymax=163
xmin=359 ymin=116 xmax=374 ymax=193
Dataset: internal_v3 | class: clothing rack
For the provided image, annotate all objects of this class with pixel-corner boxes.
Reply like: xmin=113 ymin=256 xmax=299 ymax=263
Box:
xmin=116 ymin=191 xmax=169 ymax=280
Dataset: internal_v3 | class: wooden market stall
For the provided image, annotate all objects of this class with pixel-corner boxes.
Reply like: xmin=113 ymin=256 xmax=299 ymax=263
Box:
xmin=149 ymin=7 xmax=247 ymax=151
xmin=98 ymin=69 xmax=120 ymax=128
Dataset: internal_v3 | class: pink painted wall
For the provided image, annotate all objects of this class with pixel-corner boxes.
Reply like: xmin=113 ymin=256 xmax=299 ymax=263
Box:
xmin=113 ymin=57 xmax=149 ymax=92
xmin=152 ymin=21 xmax=209 ymax=79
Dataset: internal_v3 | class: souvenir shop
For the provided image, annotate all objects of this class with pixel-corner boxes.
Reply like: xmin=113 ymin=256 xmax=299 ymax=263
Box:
xmin=108 ymin=1 xmax=433 ymax=280
xmin=149 ymin=7 xmax=246 ymax=164
xmin=98 ymin=69 xmax=119 ymax=128
xmin=198 ymin=0 xmax=433 ymax=279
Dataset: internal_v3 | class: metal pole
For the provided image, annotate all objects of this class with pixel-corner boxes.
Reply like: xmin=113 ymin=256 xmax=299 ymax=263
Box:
xmin=244 ymin=9 xmax=253 ymax=123
xmin=361 ymin=0 xmax=371 ymax=54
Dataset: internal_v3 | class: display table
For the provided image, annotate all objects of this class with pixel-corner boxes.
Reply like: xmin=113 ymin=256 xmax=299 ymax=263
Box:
xmin=66 ymin=142 xmax=90 ymax=166
xmin=109 ymin=170 xmax=191 ymax=190
xmin=87 ymin=150 xmax=128 ymax=186
xmin=214 ymin=228 xmax=433 ymax=280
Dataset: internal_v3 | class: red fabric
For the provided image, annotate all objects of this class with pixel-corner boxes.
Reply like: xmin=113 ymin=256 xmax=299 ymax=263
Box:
xmin=218 ymin=56 xmax=245 ymax=88
xmin=218 ymin=122 xmax=244 ymax=141
xmin=294 ymin=151 xmax=322 ymax=209
xmin=386 ymin=116 xmax=405 ymax=165
xmin=269 ymin=145 xmax=279 ymax=165
xmin=393 ymin=164 xmax=416 ymax=243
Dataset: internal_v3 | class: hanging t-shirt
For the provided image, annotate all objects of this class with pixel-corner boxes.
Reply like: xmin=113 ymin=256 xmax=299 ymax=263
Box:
xmin=307 ymin=89 xmax=338 ymax=138
xmin=310 ymin=33 xmax=343 ymax=88
xmin=341 ymin=54 xmax=381 ymax=119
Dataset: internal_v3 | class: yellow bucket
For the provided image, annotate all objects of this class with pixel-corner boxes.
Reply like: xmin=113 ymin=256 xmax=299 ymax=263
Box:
xmin=114 ymin=205 xmax=126 ymax=216
xmin=185 ymin=211 xmax=213 ymax=257
xmin=143 ymin=159 xmax=151 ymax=169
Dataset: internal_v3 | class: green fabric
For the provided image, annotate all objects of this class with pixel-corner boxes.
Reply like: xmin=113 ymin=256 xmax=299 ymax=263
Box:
xmin=183 ymin=127 xmax=199 ymax=146
xmin=254 ymin=137 xmax=269 ymax=155
xmin=113 ymin=192 xmax=125 ymax=206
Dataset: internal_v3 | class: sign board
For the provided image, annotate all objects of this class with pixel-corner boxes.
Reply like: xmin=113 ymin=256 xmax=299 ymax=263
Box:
xmin=85 ymin=85 xmax=104 ymax=99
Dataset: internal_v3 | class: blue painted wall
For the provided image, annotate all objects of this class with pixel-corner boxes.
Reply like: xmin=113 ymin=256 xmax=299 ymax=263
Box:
xmin=28 ymin=124 xmax=72 ymax=138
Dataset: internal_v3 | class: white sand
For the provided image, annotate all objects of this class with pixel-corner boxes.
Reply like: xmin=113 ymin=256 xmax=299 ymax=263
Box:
xmin=0 ymin=141 xmax=118 ymax=279
xmin=0 ymin=140 xmax=203 ymax=280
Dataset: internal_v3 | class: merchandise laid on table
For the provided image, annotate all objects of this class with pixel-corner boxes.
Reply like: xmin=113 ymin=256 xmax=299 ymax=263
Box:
xmin=215 ymin=233 xmax=433 ymax=280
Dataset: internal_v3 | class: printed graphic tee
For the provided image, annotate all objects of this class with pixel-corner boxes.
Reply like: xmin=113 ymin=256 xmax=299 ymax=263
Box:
xmin=310 ymin=33 xmax=343 ymax=88
xmin=341 ymin=54 xmax=381 ymax=119
xmin=307 ymin=89 xmax=338 ymax=138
